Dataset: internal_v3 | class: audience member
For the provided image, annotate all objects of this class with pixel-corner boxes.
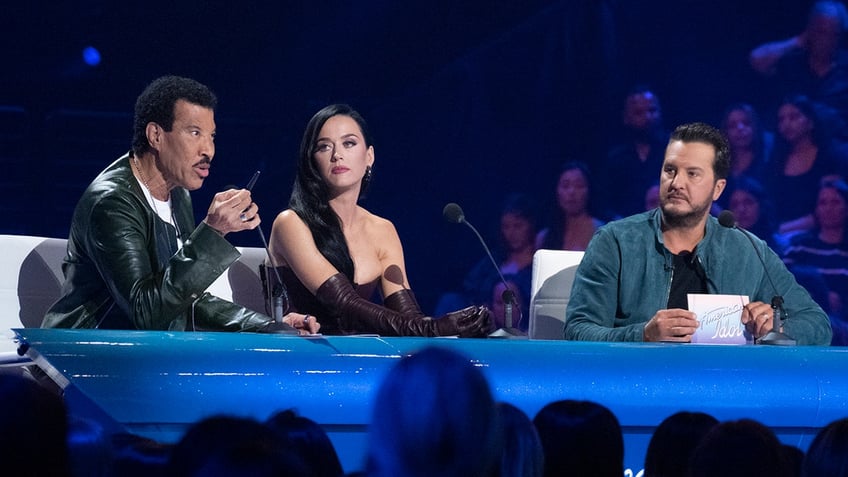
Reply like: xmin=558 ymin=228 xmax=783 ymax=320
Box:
xmin=265 ymin=409 xmax=344 ymax=477
xmin=599 ymin=84 xmax=668 ymax=219
xmin=166 ymin=415 xmax=308 ymax=477
xmin=461 ymin=193 xmax=539 ymax=326
xmin=491 ymin=277 xmax=526 ymax=331
xmin=538 ymin=161 xmax=604 ymax=251
xmin=782 ymin=179 xmax=848 ymax=343
xmin=644 ymin=182 xmax=661 ymax=211
xmin=728 ymin=175 xmax=781 ymax=250
xmin=642 ymin=411 xmax=718 ymax=477
xmin=718 ymin=103 xmax=774 ymax=209
xmin=749 ymin=1 xmax=848 ymax=135
xmin=268 ymin=103 xmax=492 ymax=337
xmin=496 ymin=402 xmax=544 ymax=477
xmin=365 ymin=346 xmax=501 ymax=477
xmin=565 ymin=122 xmax=832 ymax=344
xmin=40 ymin=75 xmax=302 ymax=333
xmin=0 ymin=374 xmax=70 ymax=476
xmin=803 ymin=417 xmax=848 ymax=477
xmin=765 ymin=95 xmax=848 ymax=233
xmin=533 ymin=399 xmax=623 ymax=477
xmin=689 ymin=418 xmax=789 ymax=477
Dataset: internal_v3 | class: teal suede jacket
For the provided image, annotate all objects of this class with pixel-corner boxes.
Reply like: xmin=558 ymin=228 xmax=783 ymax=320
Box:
xmin=564 ymin=209 xmax=832 ymax=345
xmin=42 ymin=154 xmax=274 ymax=331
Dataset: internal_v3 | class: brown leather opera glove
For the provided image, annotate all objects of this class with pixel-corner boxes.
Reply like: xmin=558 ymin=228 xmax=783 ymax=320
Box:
xmin=314 ymin=273 xmax=492 ymax=337
xmin=384 ymin=288 xmax=494 ymax=338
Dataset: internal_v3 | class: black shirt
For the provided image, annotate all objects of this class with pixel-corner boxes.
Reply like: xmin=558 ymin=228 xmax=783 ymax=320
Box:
xmin=667 ymin=251 xmax=708 ymax=309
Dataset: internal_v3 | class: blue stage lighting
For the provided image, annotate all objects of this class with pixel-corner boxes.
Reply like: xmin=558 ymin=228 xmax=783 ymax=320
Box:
xmin=82 ymin=46 xmax=101 ymax=66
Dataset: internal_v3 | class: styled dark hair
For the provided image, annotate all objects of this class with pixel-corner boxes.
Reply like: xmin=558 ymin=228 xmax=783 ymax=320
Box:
xmin=669 ymin=122 xmax=731 ymax=181
xmin=132 ymin=75 xmax=217 ymax=156
xmin=289 ymin=104 xmax=373 ymax=282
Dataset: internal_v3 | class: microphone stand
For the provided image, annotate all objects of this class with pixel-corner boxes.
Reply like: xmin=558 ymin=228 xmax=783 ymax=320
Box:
xmin=756 ymin=296 xmax=796 ymax=346
xmin=488 ymin=289 xmax=527 ymax=339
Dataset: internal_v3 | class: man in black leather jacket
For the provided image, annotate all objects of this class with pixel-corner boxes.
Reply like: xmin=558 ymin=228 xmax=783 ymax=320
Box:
xmin=42 ymin=76 xmax=309 ymax=333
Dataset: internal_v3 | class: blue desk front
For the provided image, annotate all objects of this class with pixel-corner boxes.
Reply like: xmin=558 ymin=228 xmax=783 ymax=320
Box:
xmin=14 ymin=329 xmax=848 ymax=475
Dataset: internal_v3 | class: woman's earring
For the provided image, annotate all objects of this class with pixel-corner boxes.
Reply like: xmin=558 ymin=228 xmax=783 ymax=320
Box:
xmin=364 ymin=165 xmax=372 ymax=183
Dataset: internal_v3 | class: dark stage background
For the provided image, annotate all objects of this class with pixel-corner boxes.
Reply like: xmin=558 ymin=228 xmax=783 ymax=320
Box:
xmin=0 ymin=0 xmax=813 ymax=312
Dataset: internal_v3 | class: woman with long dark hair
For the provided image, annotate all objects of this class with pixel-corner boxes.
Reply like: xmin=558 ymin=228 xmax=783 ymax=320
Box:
xmin=268 ymin=104 xmax=492 ymax=336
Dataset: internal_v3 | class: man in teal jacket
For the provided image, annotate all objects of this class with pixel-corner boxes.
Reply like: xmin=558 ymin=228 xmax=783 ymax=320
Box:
xmin=565 ymin=122 xmax=831 ymax=345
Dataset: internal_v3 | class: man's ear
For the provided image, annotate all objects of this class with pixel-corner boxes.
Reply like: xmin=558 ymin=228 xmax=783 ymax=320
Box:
xmin=713 ymin=178 xmax=727 ymax=201
xmin=145 ymin=122 xmax=161 ymax=150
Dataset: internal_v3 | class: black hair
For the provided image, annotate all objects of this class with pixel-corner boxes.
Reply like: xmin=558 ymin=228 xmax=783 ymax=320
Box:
xmin=289 ymin=104 xmax=373 ymax=282
xmin=132 ymin=75 xmax=217 ymax=156
xmin=669 ymin=122 xmax=731 ymax=180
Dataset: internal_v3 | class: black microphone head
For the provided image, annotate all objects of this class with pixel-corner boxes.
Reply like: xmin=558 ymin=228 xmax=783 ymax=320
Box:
xmin=718 ymin=210 xmax=736 ymax=228
xmin=443 ymin=203 xmax=465 ymax=224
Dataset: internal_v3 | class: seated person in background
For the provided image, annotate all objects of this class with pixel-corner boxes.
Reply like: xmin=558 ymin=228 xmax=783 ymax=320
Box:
xmin=765 ymin=95 xmax=848 ymax=233
xmin=537 ymin=161 xmax=604 ymax=251
xmin=365 ymin=346 xmax=502 ymax=477
xmin=599 ymin=84 xmax=668 ymax=220
xmin=749 ymin=1 xmax=848 ymax=136
xmin=727 ymin=175 xmax=782 ymax=251
xmin=491 ymin=276 xmax=526 ymax=331
xmin=565 ymin=122 xmax=831 ymax=345
xmin=783 ymin=179 xmax=848 ymax=341
xmin=717 ymin=103 xmax=773 ymax=209
xmin=42 ymin=76 xmax=305 ymax=334
xmin=533 ymin=399 xmax=623 ymax=477
xmin=644 ymin=182 xmax=661 ymax=212
xmin=461 ymin=193 xmax=538 ymax=326
xmin=268 ymin=104 xmax=492 ymax=337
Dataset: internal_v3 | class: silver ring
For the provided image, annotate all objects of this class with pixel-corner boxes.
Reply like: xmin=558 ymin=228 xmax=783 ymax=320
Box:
xmin=304 ymin=315 xmax=311 ymax=324
xmin=239 ymin=213 xmax=248 ymax=222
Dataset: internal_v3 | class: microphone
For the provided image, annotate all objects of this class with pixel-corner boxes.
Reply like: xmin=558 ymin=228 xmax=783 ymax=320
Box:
xmin=443 ymin=203 xmax=526 ymax=339
xmin=718 ymin=210 xmax=795 ymax=345
xmin=236 ymin=171 xmax=289 ymax=322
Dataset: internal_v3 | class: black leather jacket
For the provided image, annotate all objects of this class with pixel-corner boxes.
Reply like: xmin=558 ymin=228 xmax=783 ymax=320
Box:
xmin=42 ymin=154 xmax=274 ymax=331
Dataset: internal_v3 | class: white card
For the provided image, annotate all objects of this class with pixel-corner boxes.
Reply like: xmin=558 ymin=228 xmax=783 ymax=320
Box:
xmin=688 ymin=294 xmax=753 ymax=345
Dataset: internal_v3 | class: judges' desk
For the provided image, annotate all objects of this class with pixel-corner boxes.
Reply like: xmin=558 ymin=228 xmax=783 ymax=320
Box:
xmin=13 ymin=329 xmax=848 ymax=475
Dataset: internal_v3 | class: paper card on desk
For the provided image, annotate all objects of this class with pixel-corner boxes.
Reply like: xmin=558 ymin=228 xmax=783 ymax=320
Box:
xmin=688 ymin=294 xmax=753 ymax=345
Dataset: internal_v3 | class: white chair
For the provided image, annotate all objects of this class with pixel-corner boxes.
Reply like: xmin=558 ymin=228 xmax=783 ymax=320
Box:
xmin=528 ymin=249 xmax=584 ymax=340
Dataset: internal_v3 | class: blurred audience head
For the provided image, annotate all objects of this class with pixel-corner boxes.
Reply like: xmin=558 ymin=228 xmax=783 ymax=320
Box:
xmin=803 ymin=417 xmax=848 ymax=477
xmin=815 ymin=178 xmax=848 ymax=231
xmin=496 ymin=402 xmax=544 ymax=477
xmin=806 ymin=1 xmax=848 ymax=61
xmin=555 ymin=161 xmax=594 ymax=217
xmin=167 ymin=415 xmax=308 ymax=477
xmin=499 ymin=193 xmax=539 ymax=254
xmin=265 ymin=409 xmax=344 ymax=477
xmin=366 ymin=346 xmax=501 ymax=477
xmin=0 ymin=374 xmax=70 ymax=476
xmin=729 ymin=176 xmax=775 ymax=233
xmin=645 ymin=182 xmax=661 ymax=211
xmin=690 ymin=418 xmax=788 ymax=477
xmin=721 ymin=103 xmax=766 ymax=156
xmin=622 ymin=84 xmax=663 ymax=136
xmin=533 ymin=399 xmax=623 ymax=477
xmin=643 ymin=411 xmax=718 ymax=477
